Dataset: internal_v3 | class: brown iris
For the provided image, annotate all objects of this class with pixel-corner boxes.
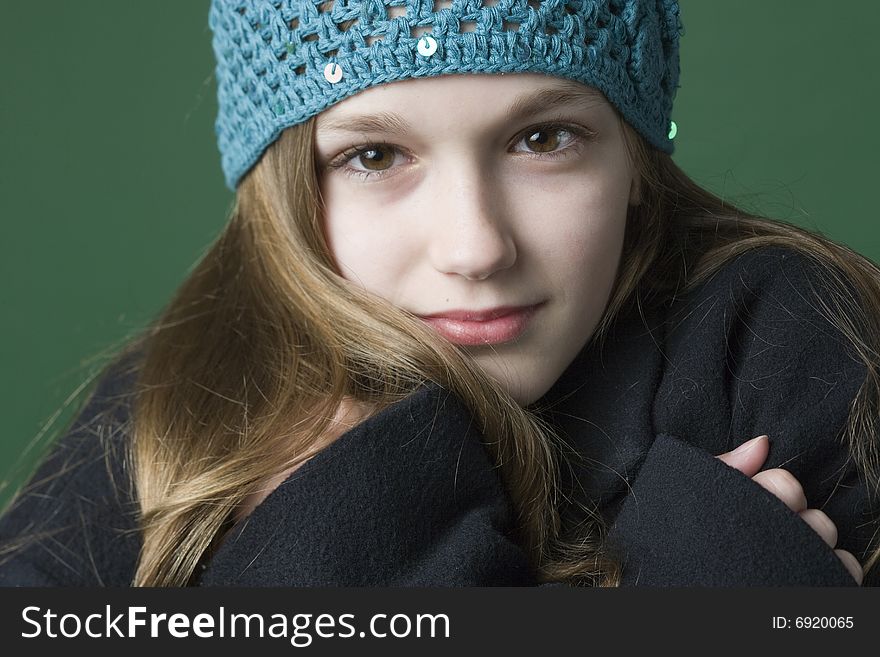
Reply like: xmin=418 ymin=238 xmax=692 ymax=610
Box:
xmin=525 ymin=128 xmax=562 ymax=154
xmin=357 ymin=148 xmax=394 ymax=171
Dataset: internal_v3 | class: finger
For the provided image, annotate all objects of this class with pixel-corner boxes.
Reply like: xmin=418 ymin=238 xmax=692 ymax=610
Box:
xmin=751 ymin=468 xmax=808 ymax=513
xmin=716 ymin=435 xmax=769 ymax=478
xmin=834 ymin=549 xmax=864 ymax=585
xmin=798 ymin=509 xmax=838 ymax=548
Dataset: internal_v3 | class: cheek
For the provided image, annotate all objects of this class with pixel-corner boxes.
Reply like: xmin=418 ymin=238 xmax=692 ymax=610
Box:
xmin=553 ymin=220 xmax=626 ymax=314
xmin=524 ymin=171 xmax=631 ymax=272
xmin=321 ymin=190 xmax=415 ymax=293
xmin=322 ymin=184 xmax=369 ymax=279
xmin=324 ymin=215 xmax=381 ymax=283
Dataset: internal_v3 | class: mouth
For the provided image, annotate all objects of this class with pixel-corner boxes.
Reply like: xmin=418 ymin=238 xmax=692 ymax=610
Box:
xmin=417 ymin=302 xmax=545 ymax=346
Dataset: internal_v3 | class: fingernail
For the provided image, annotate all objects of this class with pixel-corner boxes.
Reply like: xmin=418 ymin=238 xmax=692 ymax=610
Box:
xmin=732 ymin=435 xmax=768 ymax=455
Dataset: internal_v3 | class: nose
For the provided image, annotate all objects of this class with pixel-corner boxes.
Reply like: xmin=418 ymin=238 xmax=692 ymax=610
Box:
xmin=427 ymin=171 xmax=517 ymax=281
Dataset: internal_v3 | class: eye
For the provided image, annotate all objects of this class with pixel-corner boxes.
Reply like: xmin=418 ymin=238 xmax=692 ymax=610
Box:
xmin=524 ymin=129 xmax=559 ymax=152
xmin=323 ymin=143 xmax=405 ymax=181
xmin=337 ymin=145 xmax=401 ymax=177
xmin=518 ymin=125 xmax=574 ymax=155
xmin=325 ymin=122 xmax=595 ymax=181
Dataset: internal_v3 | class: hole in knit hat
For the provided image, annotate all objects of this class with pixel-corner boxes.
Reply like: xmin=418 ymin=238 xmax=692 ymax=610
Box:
xmin=411 ymin=24 xmax=434 ymax=38
xmin=337 ymin=17 xmax=358 ymax=33
xmin=387 ymin=5 xmax=406 ymax=19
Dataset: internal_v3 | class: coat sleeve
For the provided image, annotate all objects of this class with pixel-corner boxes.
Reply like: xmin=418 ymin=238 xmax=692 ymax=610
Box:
xmin=0 ymin=356 xmax=141 ymax=586
xmin=198 ymin=383 xmax=538 ymax=587
xmin=603 ymin=433 xmax=861 ymax=586
xmin=625 ymin=246 xmax=880 ymax=587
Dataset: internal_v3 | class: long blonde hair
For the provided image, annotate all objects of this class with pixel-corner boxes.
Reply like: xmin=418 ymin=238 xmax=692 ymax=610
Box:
xmin=8 ymin=104 xmax=880 ymax=587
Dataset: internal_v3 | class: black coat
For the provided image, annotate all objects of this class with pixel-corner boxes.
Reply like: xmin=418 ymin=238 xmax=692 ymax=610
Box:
xmin=2 ymin=246 xmax=877 ymax=586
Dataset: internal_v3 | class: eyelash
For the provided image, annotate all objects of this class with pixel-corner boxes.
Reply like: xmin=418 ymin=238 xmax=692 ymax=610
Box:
xmin=325 ymin=122 xmax=597 ymax=181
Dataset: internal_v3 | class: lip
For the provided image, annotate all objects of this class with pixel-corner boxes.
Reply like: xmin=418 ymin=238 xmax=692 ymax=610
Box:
xmin=417 ymin=303 xmax=544 ymax=346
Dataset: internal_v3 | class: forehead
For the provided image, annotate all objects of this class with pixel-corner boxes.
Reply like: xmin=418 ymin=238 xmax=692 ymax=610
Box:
xmin=315 ymin=74 xmax=610 ymax=136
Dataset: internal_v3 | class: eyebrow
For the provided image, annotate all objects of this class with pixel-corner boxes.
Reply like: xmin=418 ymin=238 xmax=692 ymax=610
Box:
xmin=316 ymin=80 xmax=604 ymax=136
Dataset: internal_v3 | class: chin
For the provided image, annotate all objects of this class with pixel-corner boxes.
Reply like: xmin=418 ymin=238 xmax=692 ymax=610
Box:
xmin=471 ymin=353 xmax=561 ymax=407
xmin=498 ymin=371 xmax=556 ymax=407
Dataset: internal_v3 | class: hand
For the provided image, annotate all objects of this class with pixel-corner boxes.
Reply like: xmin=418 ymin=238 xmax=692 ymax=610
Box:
xmin=717 ymin=435 xmax=864 ymax=585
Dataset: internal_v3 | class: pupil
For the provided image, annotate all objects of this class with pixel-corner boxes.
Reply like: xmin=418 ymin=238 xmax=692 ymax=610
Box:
xmin=529 ymin=130 xmax=556 ymax=151
xmin=362 ymin=148 xmax=388 ymax=169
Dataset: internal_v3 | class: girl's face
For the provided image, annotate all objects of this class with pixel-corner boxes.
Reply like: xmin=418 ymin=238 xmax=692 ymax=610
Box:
xmin=315 ymin=73 xmax=639 ymax=405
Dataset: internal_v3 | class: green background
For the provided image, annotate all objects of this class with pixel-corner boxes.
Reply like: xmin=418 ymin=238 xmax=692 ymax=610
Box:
xmin=2 ymin=1 xmax=878 ymax=506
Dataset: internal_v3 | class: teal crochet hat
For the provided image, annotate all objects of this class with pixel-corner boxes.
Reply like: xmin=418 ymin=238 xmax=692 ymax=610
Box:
xmin=210 ymin=0 xmax=683 ymax=190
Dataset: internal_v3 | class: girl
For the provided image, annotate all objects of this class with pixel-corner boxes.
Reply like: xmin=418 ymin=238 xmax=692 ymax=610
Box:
xmin=2 ymin=0 xmax=878 ymax=587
